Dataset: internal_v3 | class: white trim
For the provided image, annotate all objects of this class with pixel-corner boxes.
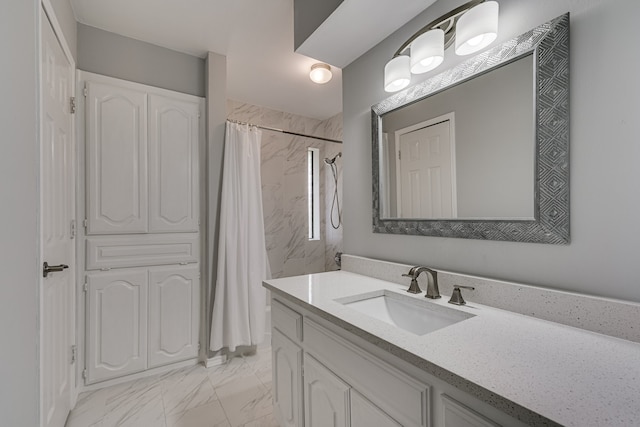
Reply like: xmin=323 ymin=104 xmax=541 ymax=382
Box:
xmin=80 ymin=71 xmax=205 ymax=102
xmin=41 ymin=0 xmax=76 ymax=68
xmin=39 ymin=2 xmax=79 ymax=422
xmin=205 ymin=355 xmax=227 ymax=368
xmin=80 ymin=358 xmax=200 ymax=393
xmin=393 ymin=112 xmax=458 ymax=218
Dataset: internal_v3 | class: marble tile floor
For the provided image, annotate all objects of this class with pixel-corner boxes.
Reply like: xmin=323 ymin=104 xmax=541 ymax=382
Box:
xmin=66 ymin=346 xmax=278 ymax=427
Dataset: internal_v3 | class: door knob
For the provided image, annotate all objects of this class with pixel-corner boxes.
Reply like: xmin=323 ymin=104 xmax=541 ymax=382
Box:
xmin=43 ymin=262 xmax=69 ymax=278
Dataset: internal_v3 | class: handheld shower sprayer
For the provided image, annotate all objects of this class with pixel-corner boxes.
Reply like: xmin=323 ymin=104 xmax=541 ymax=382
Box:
xmin=324 ymin=152 xmax=342 ymax=229
xmin=324 ymin=152 xmax=342 ymax=165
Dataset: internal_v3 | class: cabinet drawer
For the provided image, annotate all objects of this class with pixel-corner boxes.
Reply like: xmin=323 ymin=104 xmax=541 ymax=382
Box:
xmin=442 ymin=395 xmax=501 ymax=427
xmin=272 ymin=298 xmax=302 ymax=342
xmin=86 ymin=233 xmax=199 ymax=270
xmin=304 ymin=318 xmax=430 ymax=427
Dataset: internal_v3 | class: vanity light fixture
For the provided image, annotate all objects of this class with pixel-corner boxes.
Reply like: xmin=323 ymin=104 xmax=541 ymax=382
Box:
xmin=383 ymin=0 xmax=499 ymax=92
xmin=310 ymin=63 xmax=333 ymax=84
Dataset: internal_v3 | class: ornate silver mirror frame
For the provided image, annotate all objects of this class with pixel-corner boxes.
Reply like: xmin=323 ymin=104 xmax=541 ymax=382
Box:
xmin=372 ymin=13 xmax=569 ymax=244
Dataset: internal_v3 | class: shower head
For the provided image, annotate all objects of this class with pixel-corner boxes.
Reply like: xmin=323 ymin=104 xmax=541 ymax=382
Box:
xmin=324 ymin=152 xmax=342 ymax=165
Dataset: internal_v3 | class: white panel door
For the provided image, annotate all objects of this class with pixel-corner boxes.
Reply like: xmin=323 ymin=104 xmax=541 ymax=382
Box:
xmin=86 ymin=269 xmax=148 ymax=383
xmin=148 ymin=94 xmax=199 ymax=232
xmin=399 ymin=120 xmax=454 ymax=218
xmin=351 ymin=391 xmax=401 ymax=427
xmin=40 ymin=10 xmax=75 ymax=427
xmin=272 ymin=329 xmax=303 ymax=427
xmin=148 ymin=266 xmax=199 ymax=368
xmin=86 ymin=81 xmax=148 ymax=234
xmin=304 ymin=354 xmax=350 ymax=427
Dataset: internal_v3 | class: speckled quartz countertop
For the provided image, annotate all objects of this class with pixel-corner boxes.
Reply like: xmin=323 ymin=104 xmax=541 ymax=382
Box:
xmin=263 ymin=271 xmax=640 ymax=427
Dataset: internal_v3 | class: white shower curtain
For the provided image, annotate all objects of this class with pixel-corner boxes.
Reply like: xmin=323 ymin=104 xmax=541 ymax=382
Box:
xmin=210 ymin=122 xmax=271 ymax=352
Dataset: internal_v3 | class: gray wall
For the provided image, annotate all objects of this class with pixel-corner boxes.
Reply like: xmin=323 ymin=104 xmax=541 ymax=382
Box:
xmin=343 ymin=0 xmax=640 ymax=302
xmin=48 ymin=0 xmax=77 ymax=59
xmin=0 ymin=0 xmax=40 ymax=425
xmin=382 ymin=54 xmax=534 ymax=218
xmin=294 ymin=0 xmax=343 ymax=50
xmin=77 ymin=23 xmax=205 ymax=97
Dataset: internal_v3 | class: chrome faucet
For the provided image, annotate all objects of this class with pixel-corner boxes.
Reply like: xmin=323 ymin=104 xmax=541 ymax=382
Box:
xmin=402 ymin=266 xmax=441 ymax=299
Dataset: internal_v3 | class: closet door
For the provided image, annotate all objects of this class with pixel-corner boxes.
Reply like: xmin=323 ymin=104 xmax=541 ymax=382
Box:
xmin=148 ymin=94 xmax=200 ymax=233
xmin=86 ymin=81 xmax=148 ymax=234
xmin=148 ymin=266 xmax=200 ymax=368
xmin=86 ymin=269 xmax=148 ymax=383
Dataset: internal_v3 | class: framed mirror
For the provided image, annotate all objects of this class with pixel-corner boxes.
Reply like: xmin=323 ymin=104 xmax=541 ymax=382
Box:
xmin=372 ymin=14 xmax=569 ymax=244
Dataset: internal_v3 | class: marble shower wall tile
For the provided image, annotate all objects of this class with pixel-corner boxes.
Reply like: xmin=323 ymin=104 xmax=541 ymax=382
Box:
xmin=227 ymin=100 xmax=343 ymax=278
xmin=323 ymin=112 xmax=344 ymax=141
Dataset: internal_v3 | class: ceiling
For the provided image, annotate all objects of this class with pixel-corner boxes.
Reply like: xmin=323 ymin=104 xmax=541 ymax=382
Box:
xmin=70 ymin=0 xmax=436 ymax=120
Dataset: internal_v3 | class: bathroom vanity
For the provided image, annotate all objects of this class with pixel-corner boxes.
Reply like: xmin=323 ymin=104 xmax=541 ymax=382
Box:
xmin=264 ymin=257 xmax=640 ymax=427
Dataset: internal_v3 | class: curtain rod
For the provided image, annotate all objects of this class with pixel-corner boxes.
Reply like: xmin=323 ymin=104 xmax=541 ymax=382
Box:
xmin=227 ymin=119 xmax=342 ymax=144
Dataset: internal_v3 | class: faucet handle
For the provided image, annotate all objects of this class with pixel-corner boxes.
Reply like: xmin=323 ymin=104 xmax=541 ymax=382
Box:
xmin=448 ymin=285 xmax=475 ymax=306
xmin=402 ymin=271 xmax=422 ymax=294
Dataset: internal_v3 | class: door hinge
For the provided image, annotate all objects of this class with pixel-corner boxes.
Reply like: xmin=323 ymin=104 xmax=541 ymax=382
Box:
xmin=83 ymin=282 xmax=88 ymax=292
xmin=398 ymin=150 xmax=402 ymax=160
xmin=198 ymin=342 xmax=201 ymax=351
xmin=70 ymin=97 xmax=77 ymax=114
xmin=82 ymin=369 xmax=87 ymax=380
xmin=83 ymin=86 xmax=88 ymax=97
xmin=70 ymin=219 xmax=76 ymax=239
xmin=70 ymin=345 xmax=77 ymax=364
xmin=83 ymin=219 xmax=88 ymax=228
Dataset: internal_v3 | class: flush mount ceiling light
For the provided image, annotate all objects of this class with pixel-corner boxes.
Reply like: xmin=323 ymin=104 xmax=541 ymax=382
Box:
xmin=383 ymin=0 xmax=499 ymax=92
xmin=310 ymin=63 xmax=332 ymax=84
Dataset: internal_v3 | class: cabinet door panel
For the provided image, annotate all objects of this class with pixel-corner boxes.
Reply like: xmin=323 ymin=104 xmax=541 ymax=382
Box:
xmin=272 ymin=330 xmax=302 ymax=427
xmin=148 ymin=94 xmax=199 ymax=233
xmin=86 ymin=269 xmax=147 ymax=383
xmin=86 ymin=81 xmax=148 ymax=234
xmin=304 ymin=354 xmax=350 ymax=427
xmin=148 ymin=266 xmax=199 ymax=367
xmin=351 ymin=391 xmax=401 ymax=427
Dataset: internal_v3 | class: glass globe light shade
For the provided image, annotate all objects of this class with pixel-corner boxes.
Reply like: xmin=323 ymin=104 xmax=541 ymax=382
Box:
xmin=310 ymin=63 xmax=332 ymax=84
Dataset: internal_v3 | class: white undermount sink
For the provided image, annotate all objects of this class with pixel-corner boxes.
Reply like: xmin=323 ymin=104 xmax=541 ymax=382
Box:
xmin=338 ymin=291 xmax=474 ymax=336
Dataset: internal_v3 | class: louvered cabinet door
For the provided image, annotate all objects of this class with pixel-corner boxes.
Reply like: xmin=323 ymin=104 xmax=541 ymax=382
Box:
xmin=148 ymin=94 xmax=200 ymax=233
xmin=86 ymin=81 xmax=148 ymax=234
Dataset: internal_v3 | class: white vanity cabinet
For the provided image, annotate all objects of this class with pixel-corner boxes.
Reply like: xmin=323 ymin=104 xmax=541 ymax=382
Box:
xmin=270 ymin=295 xmax=528 ymax=427
xmin=271 ymin=297 xmax=428 ymax=427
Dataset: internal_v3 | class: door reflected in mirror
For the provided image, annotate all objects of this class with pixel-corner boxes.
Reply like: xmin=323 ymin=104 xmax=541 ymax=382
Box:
xmin=379 ymin=53 xmax=535 ymax=220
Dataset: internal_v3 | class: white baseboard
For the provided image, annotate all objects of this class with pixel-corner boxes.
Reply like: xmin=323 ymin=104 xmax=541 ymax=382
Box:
xmin=205 ymin=354 xmax=226 ymax=368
